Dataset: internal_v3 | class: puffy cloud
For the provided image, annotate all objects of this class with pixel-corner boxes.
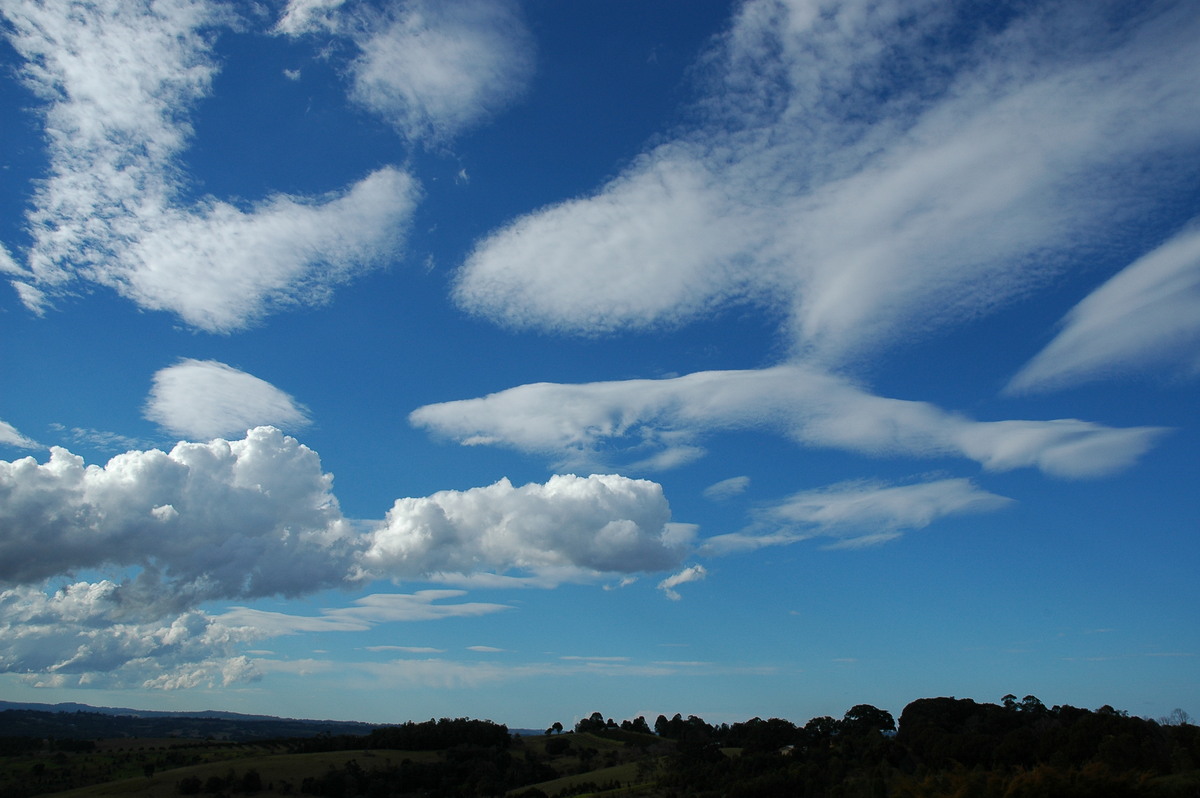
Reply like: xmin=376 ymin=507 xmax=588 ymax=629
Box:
xmin=0 ymin=581 xmax=259 ymax=689
xmin=1008 ymin=224 xmax=1200 ymax=393
xmin=362 ymin=474 xmax=694 ymax=582
xmin=703 ymin=478 xmax=1012 ymax=553
xmin=411 ymin=365 xmax=1165 ymax=478
xmin=1 ymin=0 xmax=418 ymax=331
xmin=0 ymin=428 xmax=700 ymax=685
xmin=0 ymin=427 xmax=354 ymax=606
xmin=658 ymin=565 xmax=707 ymax=601
xmin=0 ymin=420 xmax=40 ymax=450
xmin=454 ymin=0 xmax=1200 ymax=365
xmin=145 ymin=360 xmax=311 ymax=439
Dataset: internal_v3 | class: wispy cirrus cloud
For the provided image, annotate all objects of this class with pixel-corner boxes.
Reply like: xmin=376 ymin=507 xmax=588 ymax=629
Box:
xmin=219 ymin=591 xmax=512 ymax=637
xmin=1 ymin=0 xmax=418 ymax=331
xmin=411 ymin=365 xmax=1165 ymax=479
xmin=453 ymin=0 xmax=1200 ymax=367
xmin=1009 ymin=224 xmax=1200 ymax=393
xmin=145 ymin=359 xmax=311 ymax=440
xmin=0 ymin=420 xmax=40 ymax=450
xmin=658 ymin=565 xmax=707 ymax=601
xmin=703 ymin=477 xmax=1012 ymax=553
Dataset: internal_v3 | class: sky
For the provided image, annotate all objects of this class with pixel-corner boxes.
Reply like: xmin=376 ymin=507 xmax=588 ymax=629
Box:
xmin=0 ymin=0 xmax=1197 ymax=729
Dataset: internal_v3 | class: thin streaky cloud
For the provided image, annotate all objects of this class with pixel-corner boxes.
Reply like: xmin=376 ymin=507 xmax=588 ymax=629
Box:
xmin=703 ymin=477 xmax=1011 ymax=554
xmin=454 ymin=0 xmax=1200 ymax=365
xmin=1008 ymin=223 xmax=1200 ymax=393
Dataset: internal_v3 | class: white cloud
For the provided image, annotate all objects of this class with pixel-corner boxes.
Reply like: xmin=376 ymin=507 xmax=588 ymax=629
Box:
xmin=1 ymin=0 xmax=419 ymax=331
xmin=0 ymin=581 xmax=260 ymax=689
xmin=411 ymin=365 xmax=1165 ymax=478
xmin=453 ymin=0 xmax=1200 ymax=365
xmin=1008 ymin=224 xmax=1200 ymax=393
xmin=275 ymin=0 xmax=533 ymax=143
xmin=119 ymin=168 xmax=419 ymax=333
xmin=0 ymin=430 xmax=698 ymax=686
xmin=0 ymin=420 xmax=40 ymax=450
xmin=703 ymin=478 xmax=1012 ymax=553
xmin=145 ymin=359 xmax=311 ymax=439
xmin=658 ymin=565 xmax=707 ymax=601
xmin=362 ymin=474 xmax=694 ymax=582
xmin=275 ymin=0 xmax=347 ymax=35
xmin=704 ymin=476 xmax=750 ymax=500
xmin=218 ymin=591 xmax=511 ymax=637
xmin=365 ymin=645 xmax=445 ymax=654
xmin=348 ymin=0 xmax=534 ymax=142
xmin=0 ymin=427 xmax=353 ymax=605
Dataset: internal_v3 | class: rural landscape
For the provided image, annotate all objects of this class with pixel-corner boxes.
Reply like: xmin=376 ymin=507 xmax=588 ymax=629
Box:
xmin=1 ymin=697 xmax=1198 ymax=797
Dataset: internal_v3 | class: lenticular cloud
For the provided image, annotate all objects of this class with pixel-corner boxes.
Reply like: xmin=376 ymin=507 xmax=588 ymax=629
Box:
xmin=145 ymin=359 xmax=312 ymax=440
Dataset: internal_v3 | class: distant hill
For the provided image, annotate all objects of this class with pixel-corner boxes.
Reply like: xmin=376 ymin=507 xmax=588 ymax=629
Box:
xmin=0 ymin=700 xmax=379 ymax=741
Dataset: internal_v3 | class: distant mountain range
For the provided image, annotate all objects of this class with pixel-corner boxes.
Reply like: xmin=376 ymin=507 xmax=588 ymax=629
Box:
xmin=0 ymin=700 xmax=380 ymax=740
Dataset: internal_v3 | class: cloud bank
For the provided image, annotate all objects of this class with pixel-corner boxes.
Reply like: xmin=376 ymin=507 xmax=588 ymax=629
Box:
xmin=0 ymin=428 xmax=699 ymax=687
xmin=453 ymin=0 xmax=1200 ymax=365
xmin=411 ymin=366 xmax=1165 ymax=478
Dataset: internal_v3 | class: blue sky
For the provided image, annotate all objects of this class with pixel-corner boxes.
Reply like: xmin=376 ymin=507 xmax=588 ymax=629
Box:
xmin=0 ymin=0 xmax=1197 ymax=729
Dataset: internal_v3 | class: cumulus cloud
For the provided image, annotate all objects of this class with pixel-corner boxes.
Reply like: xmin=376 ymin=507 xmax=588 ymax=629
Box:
xmin=703 ymin=478 xmax=1012 ymax=553
xmin=411 ymin=365 xmax=1165 ymax=478
xmin=0 ymin=420 xmax=40 ymax=450
xmin=145 ymin=360 xmax=311 ymax=439
xmin=0 ymin=427 xmax=696 ymax=606
xmin=658 ymin=565 xmax=707 ymax=601
xmin=1 ymin=0 xmax=418 ymax=331
xmin=1008 ymin=224 xmax=1200 ymax=393
xmin=0 ymin=427 xmax=354 ymax=605
xmin=0 ymin=429 xmax=700 ymax=685
xmin=276 ymin=0 xmax=533 ymax=142
xmin=453 ymin=0 xmax=1200 ymax=365
xmin=0 ymin=581 xmax=260 ymax=689
xmin=361 ymin=474 xmax=694 ymax=583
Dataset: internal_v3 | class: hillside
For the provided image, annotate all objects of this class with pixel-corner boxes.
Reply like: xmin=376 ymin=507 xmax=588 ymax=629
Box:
xmin=0 ymin=697 xmax=1195 ymax=797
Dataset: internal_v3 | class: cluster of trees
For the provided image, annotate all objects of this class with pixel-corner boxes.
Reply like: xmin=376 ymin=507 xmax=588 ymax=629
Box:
xmin=287 ymin=717 xmax=509 ymax=754
xmin=650 ymin=697 xmax=1200 ymax=797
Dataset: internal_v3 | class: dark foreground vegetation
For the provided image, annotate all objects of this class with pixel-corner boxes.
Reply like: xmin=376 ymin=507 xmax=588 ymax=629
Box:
xmin=0 ymin=696 xmax=1196 ymax=797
